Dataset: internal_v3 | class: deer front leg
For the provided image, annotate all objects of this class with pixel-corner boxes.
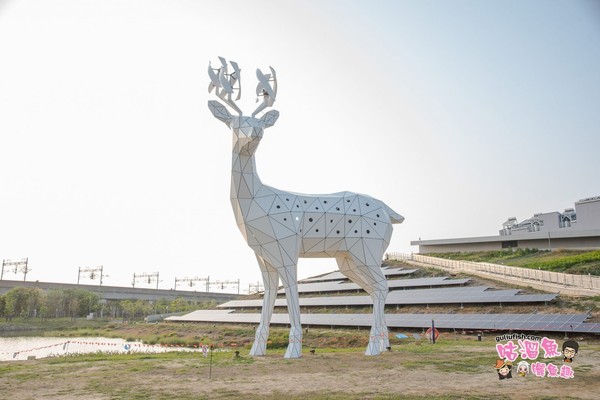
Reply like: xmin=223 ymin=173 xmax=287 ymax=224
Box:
xmin=250 ymin=256 xmax=279 ymax=356
xmin=279 ymin=264 xmax=302 ymax=359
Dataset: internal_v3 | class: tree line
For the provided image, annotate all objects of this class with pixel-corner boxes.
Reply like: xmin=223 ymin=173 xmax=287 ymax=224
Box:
xmin=0 ymin=287 xmax=214 ymax=321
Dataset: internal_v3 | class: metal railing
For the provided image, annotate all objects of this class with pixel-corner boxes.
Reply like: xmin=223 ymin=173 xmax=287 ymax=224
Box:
xmin=386 ymin=252 xmax=600 ymax=291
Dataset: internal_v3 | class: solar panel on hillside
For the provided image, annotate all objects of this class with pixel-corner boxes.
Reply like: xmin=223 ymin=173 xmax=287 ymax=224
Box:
xmin=217 ymin=287 xmax=557 ymax=308
xmin=167 ymin=310 xmax=600 ymax=333
xmin=572 ymin=323 xmax=600 ymax=333
xmin=496 ymin=294 xmax=556 ymax=303
xmin=300 ymin=268 xmax=416 ymax=283
xmin=279 ymin=277 xmax=471 ymax=294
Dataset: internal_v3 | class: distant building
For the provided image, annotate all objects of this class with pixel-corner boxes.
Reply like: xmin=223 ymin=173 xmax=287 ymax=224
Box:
xmin=412 ymin=196 xmax=600 ymax=254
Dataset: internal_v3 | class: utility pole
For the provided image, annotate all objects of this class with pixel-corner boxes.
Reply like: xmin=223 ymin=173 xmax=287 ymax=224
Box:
xmin=209 ymin=279 xmax=241 ymax=294
xmin=132 ymin=272 xmax=160 ymax=289
xmin=174 ymin=276 xmax=209 ymax=291
xmin=77 ymin=266 xmax=106 ymax=285
xmin=248 ymin=281 xmax=264 ymax=295
xmin=1 ymin=258 xmax=29 ymax=281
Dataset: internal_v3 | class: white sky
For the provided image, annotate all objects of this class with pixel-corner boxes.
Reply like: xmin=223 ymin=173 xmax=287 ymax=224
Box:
xmin=1 ymin=0 xmax=599 ymax=293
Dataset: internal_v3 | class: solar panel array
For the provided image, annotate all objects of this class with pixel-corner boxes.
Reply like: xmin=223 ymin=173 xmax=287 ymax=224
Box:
xmin=168 ymin=310 xmax=600 ymax=333
xmin=280 ymin=276 xmax=471 ymax=294
xmin=168 ymin=266 xmax=599 ymax=334
xmin=301 ymin=267 xmax=416 ymax=283
xmin=220 ymin=286 xmax=556 ymax=308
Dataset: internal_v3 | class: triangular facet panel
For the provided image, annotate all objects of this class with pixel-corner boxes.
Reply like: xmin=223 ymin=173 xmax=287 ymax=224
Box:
xmin=246 ymin=202 xmax=269 ymax=222
xmin=249 ymin=216 xmax=277 ymax=239
xmin=362 ymin=217 xmax=388 ymax=239
xmin=269 ymin=215 xmax=297 ymax=239
xmin=325 ymin=213 xmax=346 ymax=236
xmin=345 ymin=195 xmax=362 ymax=215
xmin=254 ymin=194 xmax=276 ymax=214
xmin=345 ymin=218 xmax=362 ymax=237
xmin=323 ymin=237 xmax=344 ymax=255
xmin=302 ymin=213 xmax=326 ymax=238
xmin=302 ymin=238 xmax=326 ymax=253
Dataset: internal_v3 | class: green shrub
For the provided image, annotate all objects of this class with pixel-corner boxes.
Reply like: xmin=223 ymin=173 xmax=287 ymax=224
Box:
xmin=521 ymin=250 xmax=600 ymax=272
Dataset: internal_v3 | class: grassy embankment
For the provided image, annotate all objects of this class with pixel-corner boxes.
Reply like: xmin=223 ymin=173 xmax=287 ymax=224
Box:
xmin=427 ymin=249 xmax=600 ymax=275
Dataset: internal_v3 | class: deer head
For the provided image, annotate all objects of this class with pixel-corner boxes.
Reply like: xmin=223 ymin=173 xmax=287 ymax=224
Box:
xmin=208 ymin=57 xmax=279 ymax=155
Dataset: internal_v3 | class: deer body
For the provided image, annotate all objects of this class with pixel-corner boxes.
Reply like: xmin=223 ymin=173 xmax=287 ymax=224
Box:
xmin=208 ymin=60 xmax=403 ymax=358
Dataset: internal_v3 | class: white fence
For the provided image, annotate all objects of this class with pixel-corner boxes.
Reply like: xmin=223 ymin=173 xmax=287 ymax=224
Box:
xmin=386 ymin=252 xmax=600 ymax=292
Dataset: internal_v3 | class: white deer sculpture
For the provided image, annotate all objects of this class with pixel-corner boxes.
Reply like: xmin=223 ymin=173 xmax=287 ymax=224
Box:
xmin=208 ymin=57 xmax=404 ymax=358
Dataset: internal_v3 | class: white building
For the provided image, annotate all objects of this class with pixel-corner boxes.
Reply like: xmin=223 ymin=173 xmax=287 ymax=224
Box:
xmin=412 ymin=196 xmax=600 ymax=254
xmin=500 ymin=196 xmax=600 ymax=235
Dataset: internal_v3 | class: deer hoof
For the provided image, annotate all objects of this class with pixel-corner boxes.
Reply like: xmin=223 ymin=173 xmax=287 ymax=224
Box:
xmin=249 ymin=341 xmax=267 ymax=356
xmin=284 ymin=342 xmax=302 ymax=359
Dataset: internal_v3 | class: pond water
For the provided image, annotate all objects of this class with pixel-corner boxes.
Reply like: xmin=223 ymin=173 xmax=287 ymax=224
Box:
xmin=0 ymin=336 xmax=199 ymax=361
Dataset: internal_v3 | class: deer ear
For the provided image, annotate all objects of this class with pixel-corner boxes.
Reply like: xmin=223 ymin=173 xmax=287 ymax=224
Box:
xmin=208 ymin=100 xmax=232 ymax=127
xmin=261 ymin=110 xmax=279 ymax=128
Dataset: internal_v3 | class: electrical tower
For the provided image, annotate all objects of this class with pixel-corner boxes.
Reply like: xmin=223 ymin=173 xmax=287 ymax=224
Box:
xmin=174 ymin=276 xmax=209 ymax=291
xmin=248 ymin=281 xmax=264 ymax=295
xmin=208 ymin=279 xmax=241 ymax=294
xmin=132 ymin=272 xmax=160 ymax=289
xmin=77 ymin=266 xmax=106 ymax=285
xmin=1 ymin=258 xmax=30 ymax=281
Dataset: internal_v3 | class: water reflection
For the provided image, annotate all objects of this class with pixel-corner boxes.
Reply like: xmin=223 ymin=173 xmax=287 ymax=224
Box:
xmin=0 ymin=337 xmax=198 ymax=361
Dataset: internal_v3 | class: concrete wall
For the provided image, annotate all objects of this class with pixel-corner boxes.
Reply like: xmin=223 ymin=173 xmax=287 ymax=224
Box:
xmin=576 ymin=197 xmax=600 ymax=230
xmin=538 ymin=212 xmax=561 ymax=231
xmin=415 ymin=242 xmax=502 ymax=254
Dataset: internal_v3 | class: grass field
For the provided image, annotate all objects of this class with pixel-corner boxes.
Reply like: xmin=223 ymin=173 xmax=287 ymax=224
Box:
xmin=1 ymin=325 xmax=599 ymax=399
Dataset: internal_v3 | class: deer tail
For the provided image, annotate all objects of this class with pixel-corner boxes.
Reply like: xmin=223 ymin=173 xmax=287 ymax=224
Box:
xmin=384 ymin=205 xmax=404 ymax=224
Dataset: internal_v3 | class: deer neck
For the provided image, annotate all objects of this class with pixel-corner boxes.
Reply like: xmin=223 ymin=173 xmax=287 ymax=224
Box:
xmin=231 ymin=153 xmax=264 ymax=200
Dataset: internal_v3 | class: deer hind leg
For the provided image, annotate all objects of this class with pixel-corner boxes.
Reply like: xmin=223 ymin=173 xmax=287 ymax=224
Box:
xmin=338 ymin=245 xmax=389 ymax=355
xmin=250 ymin=255 xmax=279 ymax=356
xmin=277 ymin=263 xmax=302 ymax=358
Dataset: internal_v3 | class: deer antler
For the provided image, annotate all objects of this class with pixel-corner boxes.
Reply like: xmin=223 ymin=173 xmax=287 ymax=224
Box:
xmin=208 ymin=58 xmax=277 ymax=117
xmin=208 ymin=57 xmax=242 ymax=115
xmin=252 ymin=66 xmax=277 ymax=117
